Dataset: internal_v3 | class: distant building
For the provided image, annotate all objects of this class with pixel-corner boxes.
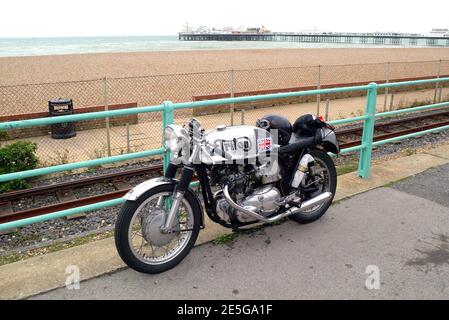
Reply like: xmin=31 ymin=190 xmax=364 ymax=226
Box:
xmin=428 ymin=29 xmax=449 ymax=37
xmin=299 ymin=29 xmax=331 ymax=35
xmin=245 ymin=26 xmax=271 ymax=33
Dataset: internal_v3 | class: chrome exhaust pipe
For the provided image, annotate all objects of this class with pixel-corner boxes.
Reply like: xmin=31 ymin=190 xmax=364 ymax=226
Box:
xmin=223 ymin=185 xmax=333 ymax=223
xmin=290 ymin=192 xmax=333 ymax=213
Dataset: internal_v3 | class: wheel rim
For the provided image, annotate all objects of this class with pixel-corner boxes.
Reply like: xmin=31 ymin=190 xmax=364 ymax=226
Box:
xmin=127 ymin=191 xmax=194 ymax=265
xmin=301 ymin=156 xmax=331 ymax=214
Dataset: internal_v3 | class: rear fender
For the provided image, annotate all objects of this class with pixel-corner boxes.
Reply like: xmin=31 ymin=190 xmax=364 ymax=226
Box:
xmin=320 ymin=127 xmax=340 ymax=154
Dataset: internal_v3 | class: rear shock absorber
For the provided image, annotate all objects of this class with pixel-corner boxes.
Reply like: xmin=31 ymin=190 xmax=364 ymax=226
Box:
xmin=291 ymin=154 xmax=315 ymax=188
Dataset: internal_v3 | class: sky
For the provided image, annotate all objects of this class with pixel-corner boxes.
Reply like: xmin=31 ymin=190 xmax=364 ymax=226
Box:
xmin=0 ymin=0 xmax=448 ymax=38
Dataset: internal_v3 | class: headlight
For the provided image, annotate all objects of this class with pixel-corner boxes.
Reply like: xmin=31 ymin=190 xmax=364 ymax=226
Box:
xmin=164 ymin=125 xmax=186 ymax=152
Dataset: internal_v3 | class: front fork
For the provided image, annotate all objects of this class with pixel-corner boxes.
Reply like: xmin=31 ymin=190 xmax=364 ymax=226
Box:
xmin=155 ymin=163 xmax=179 ymax=208
xmin=160 ymin=163 xmax=194 ymax=233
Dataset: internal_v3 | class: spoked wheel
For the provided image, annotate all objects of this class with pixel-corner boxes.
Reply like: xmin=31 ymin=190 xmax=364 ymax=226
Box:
xmin=289 ymin=148 xmax=337 ymax=224
xmin=115 ymin=184 xmax=201 ymax=274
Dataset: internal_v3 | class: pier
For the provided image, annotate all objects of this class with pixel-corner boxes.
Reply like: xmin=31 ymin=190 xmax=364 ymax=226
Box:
xmin=179 ymin=32 xmax=449 ymax=47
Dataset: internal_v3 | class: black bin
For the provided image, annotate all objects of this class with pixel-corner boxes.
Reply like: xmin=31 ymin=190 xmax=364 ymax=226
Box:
xmin=49 ymin=98 xmax=76 ymax=139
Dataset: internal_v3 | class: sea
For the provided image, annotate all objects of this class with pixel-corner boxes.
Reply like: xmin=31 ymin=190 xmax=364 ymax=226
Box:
xmin=0 ymin=35 xmax=431 ymax=58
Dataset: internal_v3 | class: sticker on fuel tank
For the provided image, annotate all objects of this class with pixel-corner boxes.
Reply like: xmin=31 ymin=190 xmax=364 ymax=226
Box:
xmin=257 ymin=137 xmax=272 ymax=152
xmin=218 ymin=137 xmax=252 ymax=152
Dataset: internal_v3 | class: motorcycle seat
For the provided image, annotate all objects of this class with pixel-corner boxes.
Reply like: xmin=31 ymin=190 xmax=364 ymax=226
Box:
xmin=279 ymin=131 xmax=322 ymax=154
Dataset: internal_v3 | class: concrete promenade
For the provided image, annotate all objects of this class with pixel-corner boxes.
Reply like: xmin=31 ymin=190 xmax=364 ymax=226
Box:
xmin=1 ymin=143 xmax=449 ymax=299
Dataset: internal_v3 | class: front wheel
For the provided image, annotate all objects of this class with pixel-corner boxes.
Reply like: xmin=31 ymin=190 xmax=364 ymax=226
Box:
xmin=114 ymin=184 xmax=201 ymax=274
xmin=289 ymin=148 xmax=337 ymax=224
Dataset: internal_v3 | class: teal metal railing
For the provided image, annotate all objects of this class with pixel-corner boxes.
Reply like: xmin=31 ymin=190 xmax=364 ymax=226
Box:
xmin=0 ymin=77 xmax=449 ymax=231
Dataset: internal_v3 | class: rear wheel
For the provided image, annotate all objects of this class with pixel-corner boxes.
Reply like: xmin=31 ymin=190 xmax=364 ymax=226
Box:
xmin=289 ymin=148 xmax=337 ymax=224
xmin=114 ymin=184 xmax=201 ymax=274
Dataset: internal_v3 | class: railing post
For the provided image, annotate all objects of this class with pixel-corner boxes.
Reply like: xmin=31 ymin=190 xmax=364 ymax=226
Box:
xmin=103 ymin=77 xmax=112 ymax=157
xmin=383 ymin=62 xmax=390 ymax=112
xmin=125 ymin=123 xmax=130 ymax=154
xmin=162 ymin=100 xmax=174 ymax=174
xmin=316 ymin=64 xmax=321 ymax=115
xmin=230 ymin=69 xmax=235 ymax=126
xmin=358 ymin=82 xmax=378 ymax=179
xmin=434 ymin=59 xmax=442 ymax=103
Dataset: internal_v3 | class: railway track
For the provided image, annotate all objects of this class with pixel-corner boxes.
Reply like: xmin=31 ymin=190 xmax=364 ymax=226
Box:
xmin=1 ymin=109 xmax=449 ymax=226
xmin=337 ymin=109 xmax=449 ymax=149
xmin=0 ymin=165 xmax=164 ymax=224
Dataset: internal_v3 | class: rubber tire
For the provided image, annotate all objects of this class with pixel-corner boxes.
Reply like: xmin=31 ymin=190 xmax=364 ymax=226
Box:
xmin=114 ymin=184 xmax=201 ymax=274
xmin=289 ymin=148 xmax=337 ymax=224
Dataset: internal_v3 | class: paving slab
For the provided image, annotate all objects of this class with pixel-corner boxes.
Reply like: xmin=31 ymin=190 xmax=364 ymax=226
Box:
xmin=30 ymin=187 xmax=449 ymax=299
xmin=0 ymin=216 xmax=230 ymax=300
xmin=392 ymin=163 xmax=449 ymax=208
xmin=335 ymin=152 xmax=449 ymax=201
xmin=424 ymin=143 xmax=449 ymax=160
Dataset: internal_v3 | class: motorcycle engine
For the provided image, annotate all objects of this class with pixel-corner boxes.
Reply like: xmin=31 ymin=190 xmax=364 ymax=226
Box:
xmin=213 ymin=163 xmax=281 ymax=224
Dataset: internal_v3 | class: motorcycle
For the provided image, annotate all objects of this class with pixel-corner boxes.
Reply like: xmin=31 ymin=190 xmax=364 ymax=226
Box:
xmin=114 ymin=113 xmax=339 ymax=274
